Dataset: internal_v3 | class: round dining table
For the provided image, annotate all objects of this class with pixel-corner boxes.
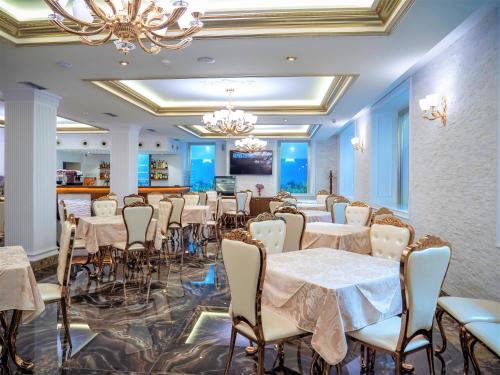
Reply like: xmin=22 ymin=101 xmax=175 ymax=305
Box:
xmin=300 ymin=210 xmax=332 ymax=223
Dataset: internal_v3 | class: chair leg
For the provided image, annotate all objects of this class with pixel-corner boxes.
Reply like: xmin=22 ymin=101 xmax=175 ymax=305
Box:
xmin=257 ymin=344 xmax=265 ymax=375
xmin=394 ymin=353 xmax=403 ymax=375
xmin=277 ymin=342 xmax=285 ymax=368
xmin=60 ymin=299 xmax=72 ymax=349
xmin=360 ymin=345 xmax=366 ymax=373
xmin=426 ymin=345 xmax=436 ymax=375
xmin=468 ymin=338 xmax=481 ymax=375
xmin=180 ymin=229 xmax=185 ymax=273
xmin=460 ymin=326 xmax=470 ymax=375
xmin=435 ymin=309 xmax=447 ymax=354
xmin=336 ymin=363 xmax=342 ymax=375
xmin=224 ymin=327 xmax=237 ymax=375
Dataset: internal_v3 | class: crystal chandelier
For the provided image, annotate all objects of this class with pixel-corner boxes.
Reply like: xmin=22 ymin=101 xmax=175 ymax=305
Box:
xmin=43 ymin=0 xmax=206 ymax=54
xmin=235 ymin=136 xmax=267 ymax=153
xmin=202 ymin=89 xmax=258 ymax=136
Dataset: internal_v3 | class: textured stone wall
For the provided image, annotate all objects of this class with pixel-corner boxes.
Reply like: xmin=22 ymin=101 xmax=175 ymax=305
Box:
xmin=315 ymin=136 xmax=339 ymax=194
xmin=409 ymin=11 xmax=499 ymax=299
xmin=354 ymin=111 xmax=372 ymax=203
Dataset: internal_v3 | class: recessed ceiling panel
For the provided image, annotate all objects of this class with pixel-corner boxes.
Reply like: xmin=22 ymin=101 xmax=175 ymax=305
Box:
xmin=178 ymin=124 xmax=320 ymax=139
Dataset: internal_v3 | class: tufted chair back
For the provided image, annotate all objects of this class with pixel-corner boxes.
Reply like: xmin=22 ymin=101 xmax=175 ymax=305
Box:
xmin=198 ymin=192 xmax=208 ymax=206
xmin=92 ymin=198 xmax=117 ymax=217
xmin=183 ymin=193 xmax=200 ymax=206
xmin=275 ymin=208 xmax=306 ymax=251
xmin=345 ymin=202 xmax=372 ymax=226
xmin=235 ymin=192 xmax=248 ymax=213
xmin=158 ymin=199 xmax=173 ymax=235
xmin=222 ymin=230 xmax=265 ymax=328
xmin=124 ymin=194 xmax=145 ymax=206
xmin=269 ymin=200 xmax=283 ymax=214
xmin=245 ymin=190 xmax=252 ymax=215
xmin=370 ymin=217 xmax=414 ymax=261
xmin=282 ymin=197 xmax=298 ymax=205
xmin=248 ymin=213 xmax=286 ymax=255
xmin=206 ymin=190 xmax=218 ymax=202
xmin=316 ymin=190 xmax=330 ymax=205
xmin=122 ymin=203 xmax=153 ymax=247
xmin=147 ymin=193 xmax=164 ymax=206
xmin=168 ymin=196 xmax=185 ymax=227
xmin=57 ymin=220 xmax=76 ymax=287
xmin=401 ymin=235 xmax=451 ymax=341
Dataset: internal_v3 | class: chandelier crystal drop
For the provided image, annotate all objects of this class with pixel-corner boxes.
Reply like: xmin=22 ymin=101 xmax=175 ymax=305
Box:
xmin=202 ymin=88 xmax=258 ymax=136
xmin=44 ymin=0 xmax=206 ymax=54
xmin=235 ymin=135 xmax=267 ymax=153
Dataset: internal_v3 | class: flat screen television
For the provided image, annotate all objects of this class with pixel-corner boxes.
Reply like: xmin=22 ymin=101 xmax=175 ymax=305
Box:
xmin=229 ymin=150 xmax=273 ymax=175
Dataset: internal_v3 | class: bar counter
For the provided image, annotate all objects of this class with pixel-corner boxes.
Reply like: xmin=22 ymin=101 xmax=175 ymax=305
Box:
xmin=57 ymin=186 xmax=190 ymax=200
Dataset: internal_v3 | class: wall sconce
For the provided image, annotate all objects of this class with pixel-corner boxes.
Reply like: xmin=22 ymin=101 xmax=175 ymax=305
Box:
xmin=419 ymin=94 xmax=447 ymax=127
xmin=351 ymin=137 xmax=363 ymax=152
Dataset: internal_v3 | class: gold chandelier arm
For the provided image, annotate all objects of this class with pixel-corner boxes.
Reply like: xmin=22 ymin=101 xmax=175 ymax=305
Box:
xmin=79 ymin=30 xmax=113 ymax=46
xmin=147 ymin=25 xmax=201 ymax=41
xmin=144 ymin=32 xmax=192 ymax=50
xmin=52 ymin=19 xmax=107 ymax=36
xmin=43 ymin=0 xmax=95 ymax=27
xmin=136 ymin=34 xmax=162 ymax=54
xmin=104 ymin=0 xmax=117 ymax=16
xmin=143 ymin=6 xmax=187 ymax=31
xmin=83 ymin=0 xmax=110 ymax=22
xmin=128 ymin=0 xmax=142 ymax=22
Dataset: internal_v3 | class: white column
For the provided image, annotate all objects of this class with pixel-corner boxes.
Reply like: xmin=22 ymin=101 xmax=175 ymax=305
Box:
xmin=4 ymin=88 xmax=60 ymax=260
xmin=110 ymin=125 xmax=140 ymax=203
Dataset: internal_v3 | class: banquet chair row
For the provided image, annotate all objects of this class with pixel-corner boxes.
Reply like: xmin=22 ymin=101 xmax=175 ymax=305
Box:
xmin=221 ymin=229 xmax=452 ymax=375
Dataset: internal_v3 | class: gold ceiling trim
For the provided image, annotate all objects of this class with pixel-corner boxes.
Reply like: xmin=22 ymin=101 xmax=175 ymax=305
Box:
xmin=88 ymin=74 xmax=357 ymax=116
xmin=177 ymin=124 xmax=321 ymax=139
xmin=0 ymin=0 xmax=413 ymax=45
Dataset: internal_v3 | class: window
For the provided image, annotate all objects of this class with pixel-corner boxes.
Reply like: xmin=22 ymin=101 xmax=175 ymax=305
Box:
xmin=137 ymin=153 xmax=150 ymax=187
xmin=279 ymin=142 xmax=309 ymax=194
xmin=371 ymin=83 xmax=409 ymax=211
xmin=339 ymin=123 xmax=355 ymax=198
xmin=189 ymin=144 xmax=215 ymax=192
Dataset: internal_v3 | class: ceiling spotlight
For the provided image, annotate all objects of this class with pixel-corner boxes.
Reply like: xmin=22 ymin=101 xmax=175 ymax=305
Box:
xmin=197 ymin=56 xmax=216 ymax=64
xmin=119 ymin=60 xmax=129 ymax=66
xmin=283 ymin=119 xmax=288 ymax=123
xmin=56 ymin=61 xmax=72 ymax=69
xmin=160 ymin=59 xmax=171 ymax=65
xmin=286 ymin=56 xmax=298 ymax=62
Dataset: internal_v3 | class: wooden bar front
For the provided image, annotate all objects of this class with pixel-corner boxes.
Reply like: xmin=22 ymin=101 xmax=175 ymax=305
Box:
xmin=57 ymin=186 xmax=190 ymax=200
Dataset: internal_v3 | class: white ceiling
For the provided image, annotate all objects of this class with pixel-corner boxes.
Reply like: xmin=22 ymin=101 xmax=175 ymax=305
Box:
xmin=0 ymin=0 xmax=491 ymax=140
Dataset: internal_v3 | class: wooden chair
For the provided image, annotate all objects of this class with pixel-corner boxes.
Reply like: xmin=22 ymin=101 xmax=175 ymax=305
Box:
xmin=328 ymin=195 xmax=350 ymax=223
xmin=225 ymin=191 xmax=248 ymax=228
xmin=91 ymin=197 xmax=117 ymax=217
xmin=370 ymin=216 xmax=414 ymax=261
xmin=371 ymin=207 xmax=395 ymax=225
xmin=247 ymin=212 xmax=287 ymax=255
xmin=123 ymin=194 xmax=145 ymax=206
xmin=345 ymin=201 xmax=372 ymax=226
xmin=147 ymin=192 xmax=164 ymax=206
xmin=275 ymin=206 xmax=306 ymax=251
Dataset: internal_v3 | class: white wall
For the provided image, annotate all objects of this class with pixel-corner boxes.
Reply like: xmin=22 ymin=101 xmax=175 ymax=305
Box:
xmin=313 ymin=136 xmax=339 ymax=194
xmin=0 ymin=127 xmax=4 ymax=178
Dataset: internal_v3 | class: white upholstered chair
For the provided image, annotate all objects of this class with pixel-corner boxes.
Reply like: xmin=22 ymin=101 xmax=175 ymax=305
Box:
xmin=247 ymin=213 xmax=286 ymax=255
xmin=183 ymin=193 xmax=200 ymax=206
xmin=167 ymin=196 xmax=189 ymax=264
xmin=147 ymin=192 xmax=164 ymax=206
xmin=198 ymin=191 xmax=208 ymax=206
xmin=123 ymin=194 xmax=145 ymax=206
xmin=462 ymin=321 xmax=500 ymax=374
xmin=348 ymin=235 xmax=452 ymax=375
xmin=244 ymin=190 xmax=252 ymax=215
xmin=157 ymin=198 xmax=173 ymax=278
xmin=225 ymin=191 xmax=248 ymax=228
xmin=37 ymin=220 xmax=76 ymax=348
xmin=112 ymin=202 xmax=154 ymax=295
xmin=92 ymin=197 xmax=117 ymax=217
xmin=269 ymin=199 xmax=284 ymax=214
xmin=435 ymin=297 xmax=500 ymax=373
xmin=282 ymin=197 xmax=298 ymax=205
xmin=206 ymin=190 xmax=218 ymax=202
xmin=327 ymin=195 xmax=350 ymax=223
xmin=316 ymin=190 xmax=330 ymax=205
xmin=345 ymin=201 xmax=372 ymax=226
xmin=59 ymin=202 xmax=88 ymax=270
xmin=371 ymin=207 xmax=395 ymax=225
xmin=275 ymin=206 xmax=306 ymax=251
xmin=205 ymin=198 xmax=222 ymax=259
xmin=370 ymin=216 xmax=415 ymax=261
xmin=222 ymin=230 xmax=310 ymax=374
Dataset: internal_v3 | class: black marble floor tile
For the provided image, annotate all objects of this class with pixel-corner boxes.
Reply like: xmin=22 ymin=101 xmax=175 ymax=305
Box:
xmin=4 ymin=246 xmax=499 ymax=375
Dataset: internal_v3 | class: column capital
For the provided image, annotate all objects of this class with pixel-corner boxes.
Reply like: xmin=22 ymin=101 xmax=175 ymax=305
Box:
xmin=4 ymin=87 xmax=61 ymax=107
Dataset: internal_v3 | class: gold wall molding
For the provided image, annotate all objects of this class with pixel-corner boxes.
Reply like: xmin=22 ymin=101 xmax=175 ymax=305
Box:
xmin=88 ymin=75 xmax=357 ymax=117
xmin=0 ymin=0 xmax=413 ymax=45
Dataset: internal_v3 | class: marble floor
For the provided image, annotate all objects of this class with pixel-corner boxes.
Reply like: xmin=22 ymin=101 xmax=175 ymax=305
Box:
xmin=2 ymin=246 xmax=499 ymax=375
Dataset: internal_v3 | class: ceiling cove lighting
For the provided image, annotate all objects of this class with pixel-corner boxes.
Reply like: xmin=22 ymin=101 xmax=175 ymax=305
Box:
xmin=43 ymin=0 xmax=206 ymax=54
xmin=202 ymin=88 xmax=257 ymax=136
xmin=235 ymin=136 xmax=267 ymax=153
xmin=419 ymin=93 xmax=447 ymax=127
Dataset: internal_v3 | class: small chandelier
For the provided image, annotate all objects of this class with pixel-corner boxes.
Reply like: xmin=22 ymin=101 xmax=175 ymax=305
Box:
xmin=43 ymin=0 xmax=206 ymax=55
xmin=235 ymin=136 xmax=267 ymax=153
xmin=202 ymin=88 xmax=257 ymax=136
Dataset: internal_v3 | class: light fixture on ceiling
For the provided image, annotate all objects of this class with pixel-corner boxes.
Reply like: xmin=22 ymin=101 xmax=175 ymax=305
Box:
xmin=286 ymin=56 xmax=298 ymax=62
xmin=119 ymin=60 xmax=129 ymax=66
xmin=160 ymin=59 xmax=171 ymax=65
xmin=419 ymin=93 xmax=447 ymax=127
xmin=351 ymin=136 xmax=363 ymax=152
xmin=202 ymin=88 xmax=257 ymax=136
xmin=235 ymin=135 xmax=267 ymax=153
xmin=197 ymin=56 xmax=216 ymax=64
xmin=44 ymin=0 xmax=206 ymax=55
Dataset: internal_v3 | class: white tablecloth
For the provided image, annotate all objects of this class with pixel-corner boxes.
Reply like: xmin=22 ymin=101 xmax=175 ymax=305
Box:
xmin=0 ymin=246 xmax=45 ymax=323
xmin=263 ymin=249 xmax=401 ymax=365
xmin=301 ymin=210 xmax=332 ymax=223
xmin=151 ymin=205 xmax=211 ymax=224
xmin=76 ymin=216 xmax=162 ymax=254
xmin=302 ymin=223 xmax=371 ymax=254
xmin=297 ymin=203 xmax=326 ymax=211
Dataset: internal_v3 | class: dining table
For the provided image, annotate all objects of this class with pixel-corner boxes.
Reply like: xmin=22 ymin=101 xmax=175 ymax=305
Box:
xmin=0 ymin=246 xmax=45 ymax=371
xmin=296 ymin=202 xmax=326 ymax=211
xmin=302 ymin=222 xmax=371 ymax=254
xmin=262 ymin=248 xmax=401 ymax=365
xmin=300 ymin=210 xmax=332 ymax=223
xmin=151 ymin=204 xmax=211 ymax=225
